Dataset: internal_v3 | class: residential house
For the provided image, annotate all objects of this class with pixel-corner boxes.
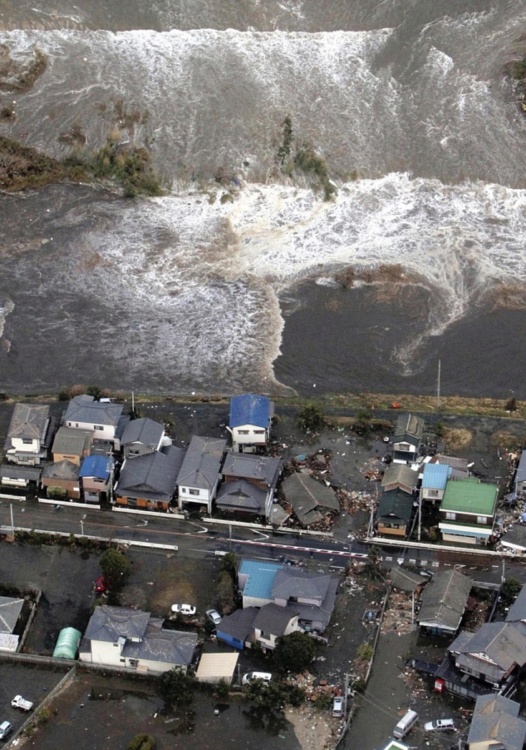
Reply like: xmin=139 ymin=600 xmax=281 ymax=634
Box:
xmin=121 ymin=417 xmax=165 ymax=460
xmin=216 ymin=453 xmax=282 ymax=522
xmin=381 ymin=464 xmax=418 ymax=495
xmin=52 ymin=426 xmax=93 ymax=466
xmin=281 ymin=471 xmax=340 ymax=528
xmin=0 ymin=596 xmax=24 ymax=652
xmin=392 ymin=413 xmax=424 ymax=464
xmin=416 ymin=569 xmax=472 ymax=635
xmin=216 ymin=607 xmax=259 ymax=650
xmin=253 ymin=603 xmax=300 ymax=652
xmin=449 ymin=622 xmax=526 ymax=691
xmin=63 ymin=395 xmax=125 ymax=449
xmin=515 ymin=451 xmax=526 ymax=495
xmin=115 ymin=445 xmax=185 ymax=512
xmin=439 ymin=478 xmax=498 ymax=545
xmin=505 ymin=584 xmax=526 ymax=628
xmin=467 ymin=693 xmax=526 ymax=750
xmin=228 ymin=394 xmax=274 ymax=453
xmin=420 ymin=463 xmax=451 ymax=503
xmin=500 ymin=525 xmax=526 ymax=556
xmin=389 ymin=566 xmax=426 ymax=594
xmin=80 ymin=605 xmax=197 ymax=674
xmin=271 ymin=568 xmax=338 ymax=633
xmin=431 ymin=454 xmax=471 ymax=480
xmin=177 ymin=436 xmax=226 ymax=514
xmin=0 ymin=464 xmax=42 ymax=489
xmin=79 ymin=454 xmax=114 ymax=504
xmin=41 ymin=460 xmax=80 ymax=500
xmin=4 ymin=403 xmax=51 ymax=466
xmin=376 ymin=489 xmax=415 ymax=537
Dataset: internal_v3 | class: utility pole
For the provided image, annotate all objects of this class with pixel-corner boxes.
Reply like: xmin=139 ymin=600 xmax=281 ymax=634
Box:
xmin=436 ymin=359 xmax=441 ymax=409
xmin=417 ymin=492 xmax=422 ymax=542
xmin=9 ymin=503 xmax=14 ymax=534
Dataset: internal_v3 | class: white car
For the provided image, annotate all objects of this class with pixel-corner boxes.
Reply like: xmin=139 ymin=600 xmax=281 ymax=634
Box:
xmin=206 ymin=609 xmax=222 ymax=625
xmin=171 ymin=603 xmax=196 ymax=616
xmin=242 ymin=672 xmax=272 ymax=685
xmin=0 ymin=722 xmax=12 ymax=740
xmin=332 ymin=696 xmax=345 ymax=718
xmin=424 ymin=718 xmax=455 ymax=732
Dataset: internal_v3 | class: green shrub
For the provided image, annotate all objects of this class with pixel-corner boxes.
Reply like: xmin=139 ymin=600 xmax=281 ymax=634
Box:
xmin=128 ymin=734 xmax=156 ymax=750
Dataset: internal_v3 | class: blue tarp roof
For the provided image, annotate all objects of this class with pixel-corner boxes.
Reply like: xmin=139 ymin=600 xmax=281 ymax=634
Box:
xmin=239 ymin=559 xmax=283 ymax=600
xmin=422 ymin=463 xmax=451 ymax=489
xmin=229 ymin=394 xmax=271 ymax=429
xmin=79 ymin=454 xmax=112 ymax=480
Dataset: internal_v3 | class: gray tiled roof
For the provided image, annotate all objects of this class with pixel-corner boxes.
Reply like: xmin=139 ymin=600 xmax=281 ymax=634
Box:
xmin=390 ymin=566 xmax=424 ymax=592
xmin=121 ymin=418 xmax=164 ymax=447
xmin=42 ymin=460 xmax=79 ymax=481
xmin=377 ymin=489 xmax=414 ymax=523
xmin=176 ymin=436 xmax=226 ymax=491
xmin=468 ymin=694 xmax=525 ymax=750
xmin=222 ymin=453 xmax=281 ymax=488
xmin=123 ymin=620 xmax=197 ymax=667
xmin=455 ymin=622 xmax=526 ymax=675
xmin=0 ymin=464 xmax=42 ymax=481
xmin=117 ymin=445 xmax=185 ymax=502
xmin=216 ymin=480 xmax=267 ymax=514
xmin=282 ymin=471 xmax=339 ymax=527
xmin=254 ymin=603 xmax=299 ymax=637
xmin=217 ymin=607 xmax=259 ymax=642
xmin=272 ymin=569 xmax=331 ymax=603
xmin=289 ymin=576 xmax=339 ymax=632
xmin=381 ymin=464 xmax=418 ymax=492
xmin=417 ymin=569 xmax=472 ymax=631
xmin=84 ymin=606 xmax=150 ymax=642
xmin=7 ymin=403 xmax=50 ymax=440
xmin=506 ymin=585 xmax=526 ymax=622
xmin=52 ymin=426 xmax=93 ymax=456
xmin=394 ymin=413 xmax=424 ymax=441
xmin=64 ymin=395 xmax=123 ymax=428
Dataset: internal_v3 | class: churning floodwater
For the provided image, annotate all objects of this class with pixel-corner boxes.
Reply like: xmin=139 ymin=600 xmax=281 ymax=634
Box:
xmin=1 ymin=1 xmax=526 ymax=396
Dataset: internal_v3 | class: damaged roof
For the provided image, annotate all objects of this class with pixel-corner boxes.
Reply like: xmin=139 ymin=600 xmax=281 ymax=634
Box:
xmin=282 ymin=471 xmax=339 ymax=527
xmin=417 ymin=569 xmax=472 ymax=631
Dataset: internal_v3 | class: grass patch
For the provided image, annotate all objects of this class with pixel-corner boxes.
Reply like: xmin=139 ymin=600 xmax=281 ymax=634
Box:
xmin=441 ymin=426 xmax=472 ymax=451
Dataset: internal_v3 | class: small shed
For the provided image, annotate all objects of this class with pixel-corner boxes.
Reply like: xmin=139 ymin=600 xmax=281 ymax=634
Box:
xmin=195 ymin=652 xmax=239 ymax=684
xmin=53 ymin=627 xmax=82 ymax=659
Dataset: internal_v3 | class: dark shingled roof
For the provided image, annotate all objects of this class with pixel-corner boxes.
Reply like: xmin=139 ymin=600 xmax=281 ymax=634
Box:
xmin=217 ymin=607 xmax=259 ymax=642
xmin=64 ymin=395 xmax=123 ymax=428
xmin=117 ymin=445 xmax=185 ymax=502
xmin=176 ymin=436 xmax=226 ymax=491
xmin=377 ymin=489 xmax=415 ymax=523
xmin=417 ymin=569 xmax=472 ymax=631
xmin=282 ymin=471 xmax=339 ymax=527
xmin=121 ymin=417 xmax=164 ymax=447
xmin=216 ymin=480 xmax=268 ymax=514
xmin=52 ymin=426 xmax=93 ymax=456
xmin=7 ymin=403 xmax=50 ymax=441
xmin=123 ymin=619 xmax=197 ymax=667
xmin=42 ymin=460 xmax=79 ymax=481
xmin=222 ymin=452 xmax=281 ymax=488
xmin=253 ymin=603 xmax=299 ymax=637
xmin=84 ymin=606 xmax=150 ymax=642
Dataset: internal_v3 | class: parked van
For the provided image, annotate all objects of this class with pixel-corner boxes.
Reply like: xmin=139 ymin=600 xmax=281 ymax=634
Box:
xmin=393 ymin=709 xmax=418 ymax=739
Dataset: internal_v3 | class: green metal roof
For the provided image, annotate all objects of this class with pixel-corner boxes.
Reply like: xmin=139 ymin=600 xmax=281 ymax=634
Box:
xmin=441 ymin=478 xmax=497 ymax=515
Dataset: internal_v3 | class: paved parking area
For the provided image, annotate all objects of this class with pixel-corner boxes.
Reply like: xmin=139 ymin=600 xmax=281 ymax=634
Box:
xmin=0 ymin=662 xmax=67 ymax=736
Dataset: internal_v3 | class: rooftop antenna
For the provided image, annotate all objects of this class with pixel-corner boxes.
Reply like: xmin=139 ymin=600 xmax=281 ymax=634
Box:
xmin=436 ymin=359 xmax=441 ymax=409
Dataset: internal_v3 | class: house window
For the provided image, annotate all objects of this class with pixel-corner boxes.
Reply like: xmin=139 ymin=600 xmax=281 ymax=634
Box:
xmin=477 ymin=516 xmax=487 ymax=524
xmin=238 ymin=430 xmax=249 ymax=435
xmin=94 ymin=425 xmax=104 ymax=431
xmin=427 ymin=489 xmax=439 ymax=497
xmin=254 ymin=430 xmax=265 ymax=435
xmin=127 ymin=498 xmax=137 ymax=508
xmin=22 ymin=438 xmax=33 ymax=445
xmin=129 ymin=659 xmax=139 ymax=668
xmin=398 ymin=443 xmax=411 ymax=451
xmin=189 ymin=489 xmax=199 ymax=496
xmin=120 ymin=658 xmax=125 ymax=663
xmin=391 ymin=523 xmax=400 ymax=529
xmin=259 ymin=630 xmax=268 ymax=639
xmin=445 ymin=512 xmax=456 ymax=520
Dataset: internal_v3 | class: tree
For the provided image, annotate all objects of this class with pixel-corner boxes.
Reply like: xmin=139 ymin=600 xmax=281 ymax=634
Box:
xmin=501 ymin=577 xmax=522 ymax=606
xmin=506 ymin=396 xmax=517 ymax=412
xmin=273 ymin=632 xmax=316 ymax=673
xmin=297 ymin=403 xmax=325 ymax=433
xmin=158 ymin=668 xmax=195 ymax=708
xmin=86 ymin=384 xmax=103 ymax=400
xmin=99 ymin=548 xmax=131 ymax=591
xmin=128 ymin=734 xmax=156 ymax=750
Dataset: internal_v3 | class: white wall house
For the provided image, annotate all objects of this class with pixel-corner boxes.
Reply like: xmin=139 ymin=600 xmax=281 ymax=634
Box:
xmin=228 ymin=394 xmax=274 ymax=453
xmin=253 ymin=603 xmax=300 ymax=651
xmin=177 ymin=436 xmax=226 ymax=513
xmin=64 ymin=395 xmax=124 ymax=449
xmin=4 ymin=404 xmax=50 ymax=466
xmin=80 ymin=605 xmax=197 ymax=675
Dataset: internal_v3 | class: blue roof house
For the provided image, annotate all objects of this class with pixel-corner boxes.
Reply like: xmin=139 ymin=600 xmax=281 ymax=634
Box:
xmin=421 ymin=463 xmax=451 ymax=503
xmin=228 ymin=395 xmax=274 ymax=453
xmin=238 ymin=559 xmax=284 ymax=608
xmin=79 ymin=455 xmax=114 ymax=504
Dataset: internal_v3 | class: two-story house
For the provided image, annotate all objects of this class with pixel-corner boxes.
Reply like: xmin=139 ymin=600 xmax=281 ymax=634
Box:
xmin=52 ymin=426 xmax=93 ymax=466
xmin=420 ymin=463 xmax=451 ymax=503
xmin=376 ymin=489 xmax=415 ymax=537
xmin=392 ymin=413 xmax=424 ymax=464
xmin=177 ymin=436 xmax=226 ymax=514
xmin=114 ymin=445 xmax=185 ymax=512
xmin=381 ymin=464 xmax=418 ymax=495
xmin=80 ymin=605 xmax=197 ymax=674
xmin=63 ymin=395 xmax=125 ymax=450
xmin=4 ymin=403 xmax=51 ymax=466
xmin=439 ymin=477 xmax=498 ymax=545
xmin=467 ymin=694 xmax=526 ymax=750
xmin=227 ymin=394 xmax=274 ymax=454
xmin=216 ymin=452 xmax=282 ymax=522
xmin=79 ymin=454 xmax=114 ymax=504
xmin=120 ymin=417 xmax=165 ymax=460
xmin=416 ymin=569 xmax=472 ymax=636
